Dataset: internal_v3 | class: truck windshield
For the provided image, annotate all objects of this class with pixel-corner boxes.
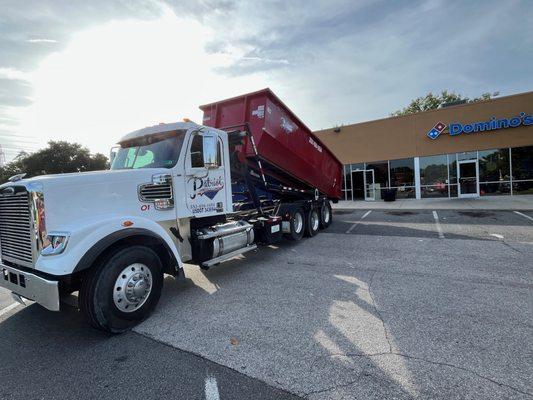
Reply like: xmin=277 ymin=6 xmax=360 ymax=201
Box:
xmin=111 ymin=130 xmax=186 ymax=170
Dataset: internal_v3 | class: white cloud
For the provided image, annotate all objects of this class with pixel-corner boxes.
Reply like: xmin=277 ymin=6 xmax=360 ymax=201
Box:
xmin=1 ymin=0 xmax=531 ymax=161
xmin=0 ymin=67 xmax=30 ymax=81
xmin=27 ymin=38 xmax=59 ymax=44
xmin=13 ymin=7 xmax=267 ymax=156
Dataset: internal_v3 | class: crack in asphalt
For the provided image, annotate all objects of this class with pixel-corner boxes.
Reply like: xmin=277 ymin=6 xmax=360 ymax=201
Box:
xmin=132 ymin=331 xmax=305 ymax=399
xmin=302 ymin=372 xmax=365 ymax=398
xmin=304 ymin=352 xmax=533 ymax=398
xmin=368 ymin=269 xmax=393 ymax=354
xmin=304 ymin=271 xmax=533 ymax=398
xmin=501 ymin=240 xmax=524 ymax=254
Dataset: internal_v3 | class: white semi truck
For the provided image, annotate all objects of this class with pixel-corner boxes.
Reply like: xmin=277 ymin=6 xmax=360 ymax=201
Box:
xmin=0 ymin=90 xmax=342 ymax=332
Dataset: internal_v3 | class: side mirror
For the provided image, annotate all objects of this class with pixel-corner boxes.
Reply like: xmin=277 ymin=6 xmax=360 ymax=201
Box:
xmin=109 ymin=146 xmax=119 ymax=166
xmin=202 ymin=134 xmax=218 ymax=169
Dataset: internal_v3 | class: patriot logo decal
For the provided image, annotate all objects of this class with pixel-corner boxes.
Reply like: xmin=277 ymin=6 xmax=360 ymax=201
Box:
xmin=189 ymin=176 xmax=224 ymax=200
xmin=427 ymin=122 xmax=447 ymax=140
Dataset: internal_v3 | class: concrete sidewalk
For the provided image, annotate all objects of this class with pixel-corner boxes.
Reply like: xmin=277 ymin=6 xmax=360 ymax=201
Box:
xmin=333 ymin=195 xmax=533 ymax=211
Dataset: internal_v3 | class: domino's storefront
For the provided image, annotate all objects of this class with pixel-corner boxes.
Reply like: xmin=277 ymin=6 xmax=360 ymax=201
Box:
xmin=315 ymin=91 xmax=533 ymax=201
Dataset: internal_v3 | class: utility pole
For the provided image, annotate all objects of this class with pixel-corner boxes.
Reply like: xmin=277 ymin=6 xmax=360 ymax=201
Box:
xmin=0 ymin=144 xmax=6 ymax=167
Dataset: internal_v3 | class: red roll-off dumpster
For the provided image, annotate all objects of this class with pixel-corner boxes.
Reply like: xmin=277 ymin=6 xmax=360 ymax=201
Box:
xmin=199 ymin=89 xmax=342 ymax=200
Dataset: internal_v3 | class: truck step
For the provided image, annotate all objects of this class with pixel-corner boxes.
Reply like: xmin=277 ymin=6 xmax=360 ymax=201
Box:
xmin=201 ymin=244 xmax=257 ymax=269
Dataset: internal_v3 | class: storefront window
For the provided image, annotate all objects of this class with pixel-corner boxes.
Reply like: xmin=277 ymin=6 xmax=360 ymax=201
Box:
xmin=395 ymin=187 xmax=416 ymax=199
xmin=449 ymin=184 xmax=458 ymax=197
xmin=342 ymin=165 xmax=351 ymax=200
xmin=421 ymin=185 xmax=448 ymax=198
xmin=448 ymin=154 xmax=457 ymax=184
xmin=457 ymin=151 xmax=477 ymax=161
xmin=420 ymin=155 xmax=448 ymax=198
xmin=480 ymin=182 xmax=511 ymax=196
xmin=343 ymin=165 xmax=352 ymax=191
xmin=479 ymin=149 xmax=510 ymax=182
xmin=390 ymin=158 xmax=415 ymax=187
xmin=511 ymin=146 xmax=533 ymax=181
xmin=420 ymin=155 xmax=448 ymax=185
xmin=365 ymin=161 xmax=389 ymax=187
xmin=513 ymin=181 xmax=533 ymax=195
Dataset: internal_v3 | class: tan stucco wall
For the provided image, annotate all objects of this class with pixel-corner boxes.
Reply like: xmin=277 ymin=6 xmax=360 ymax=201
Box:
xmin=314 ymin=91 xmax=533 ymax=164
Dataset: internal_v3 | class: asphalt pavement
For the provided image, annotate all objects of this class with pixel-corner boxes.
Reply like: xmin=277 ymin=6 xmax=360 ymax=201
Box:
xmin=1 ymin=209 xmax=532 ymax=399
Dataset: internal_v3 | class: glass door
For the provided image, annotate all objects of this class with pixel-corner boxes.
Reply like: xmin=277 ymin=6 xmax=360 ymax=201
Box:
xmin=364 ymin=169 xmax=375 ymax=201
xmin=458 ymin=160 xmax=479 ymax=198
xmin=351 ymin=170 xmax=365 ymax=200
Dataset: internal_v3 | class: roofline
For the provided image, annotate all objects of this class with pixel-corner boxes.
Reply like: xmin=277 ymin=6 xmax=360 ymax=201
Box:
xmin=315 ymin=90 xmax=533 ymax=133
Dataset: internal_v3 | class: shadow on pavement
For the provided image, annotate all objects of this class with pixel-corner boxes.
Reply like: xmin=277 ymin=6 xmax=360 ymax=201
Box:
xmin=137 ymin=228 xmax=531 ymax=399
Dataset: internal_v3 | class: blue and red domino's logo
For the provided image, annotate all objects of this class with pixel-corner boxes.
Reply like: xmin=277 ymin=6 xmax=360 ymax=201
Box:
xmin=427 ymin=122 xmax=447 ymax=140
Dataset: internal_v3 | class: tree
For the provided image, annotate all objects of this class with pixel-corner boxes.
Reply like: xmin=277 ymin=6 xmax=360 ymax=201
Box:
xmin=0 ymin=141 xmax=109 ymax=183
xmin=391 ymin=90 xmax=499 ymax=116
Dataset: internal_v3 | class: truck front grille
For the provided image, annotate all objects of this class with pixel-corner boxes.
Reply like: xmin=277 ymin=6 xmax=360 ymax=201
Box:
xmin=0 ymin=189 xmax=34 ymax=266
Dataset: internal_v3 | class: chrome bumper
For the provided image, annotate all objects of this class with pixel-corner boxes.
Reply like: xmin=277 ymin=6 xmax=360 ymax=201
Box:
xmin=0 ymin=263 xmax=60 ymax=311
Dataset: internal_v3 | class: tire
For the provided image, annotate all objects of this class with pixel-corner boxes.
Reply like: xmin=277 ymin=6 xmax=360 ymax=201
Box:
xmin=319 ymin=200 xmax=332 ymax=229
xmin=79 ymin=245 xmax=164 ymax=333
xmin=305 ymin=208 xmax=320 ymax=237
xmin=285 ymin=208 xmax=305 ymax=241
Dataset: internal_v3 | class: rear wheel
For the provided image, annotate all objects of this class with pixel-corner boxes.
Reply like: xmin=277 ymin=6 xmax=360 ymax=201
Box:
xmin=285 ymin=208 xmax=305 ymax=241
xmin=305 ymin=208 xmax=320 ymax=237
xmin=79 ymin=245 xmax=164 ymax=333
xmin=319 ymin=201 xmax=332 ymax=229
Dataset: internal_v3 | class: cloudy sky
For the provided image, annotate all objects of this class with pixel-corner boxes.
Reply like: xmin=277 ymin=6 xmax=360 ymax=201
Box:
xmin=0 ymin=0 xmax=531 ymax=161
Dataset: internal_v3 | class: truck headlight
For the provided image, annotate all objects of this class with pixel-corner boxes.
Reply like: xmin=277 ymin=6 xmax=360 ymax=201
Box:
xmin=41 ymin=233 xmax=70 ymax=256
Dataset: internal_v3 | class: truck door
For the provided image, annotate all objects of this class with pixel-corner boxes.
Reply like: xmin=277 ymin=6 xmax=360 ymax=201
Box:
xmin=184 ymin=130 xmax=228 ymax=216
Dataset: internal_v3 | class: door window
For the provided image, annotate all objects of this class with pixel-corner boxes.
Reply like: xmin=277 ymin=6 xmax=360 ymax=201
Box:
xmin=189 ymin=135 xmax=222 ymax=169
xmin=190 ymin=135 xmax=204 ymax=168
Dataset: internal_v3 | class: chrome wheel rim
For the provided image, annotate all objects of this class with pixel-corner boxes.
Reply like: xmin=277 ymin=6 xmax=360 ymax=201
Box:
xmin=294 ymin=212 xmax=304 ymax=234
xmin=113 ymin=263 xmax=152 ymax=313
xmin=323 ymin=206 xmax=331 ymax=224
xmin=311 ymin=211 xmax=319 ymax=231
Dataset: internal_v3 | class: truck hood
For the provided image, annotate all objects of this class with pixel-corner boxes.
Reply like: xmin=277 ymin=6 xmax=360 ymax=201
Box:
xmin=19 ymin=168 xmax=158 ymax=187
xmin=9 ymin=168 xmax=175 ymax=231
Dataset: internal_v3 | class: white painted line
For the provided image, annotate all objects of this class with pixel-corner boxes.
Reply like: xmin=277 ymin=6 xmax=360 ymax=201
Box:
xmin=346 ymin=210 xmax=372 ymax=234
xmin=432 ymin=211 xmax=445 ymax=239
xmin=490 ymin=233 xmax=504 ymax=240
xmin=514 ymin=211 xmax=533 ymax=222
xmin=205 ymin=376 xmax=220 ymax=400
xmin=0 ymin=302 xmax=18 ymax=318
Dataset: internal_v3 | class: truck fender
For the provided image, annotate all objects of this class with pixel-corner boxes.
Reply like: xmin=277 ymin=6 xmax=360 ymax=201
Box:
xmin=73 ymin=227 xmax=182 ymax=274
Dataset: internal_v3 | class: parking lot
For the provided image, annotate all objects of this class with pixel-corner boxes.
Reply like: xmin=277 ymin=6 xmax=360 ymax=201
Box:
xmin=1 ymin=209 xmax=532 ymax=399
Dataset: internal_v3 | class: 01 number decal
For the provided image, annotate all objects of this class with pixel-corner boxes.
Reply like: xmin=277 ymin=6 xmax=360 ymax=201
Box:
xmin=141 ymin=204 xmax=151 ymax=211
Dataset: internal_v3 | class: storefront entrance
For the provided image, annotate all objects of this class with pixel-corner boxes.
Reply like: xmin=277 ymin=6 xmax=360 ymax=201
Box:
xmin=458 ymin=160 xmax=479 ymax=198
xmin=351 ymin=170 xmax=375 ymax=201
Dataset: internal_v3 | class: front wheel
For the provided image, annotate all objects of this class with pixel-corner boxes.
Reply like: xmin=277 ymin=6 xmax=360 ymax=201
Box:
xmin=79 ymin=246 xmax=164 ymax=333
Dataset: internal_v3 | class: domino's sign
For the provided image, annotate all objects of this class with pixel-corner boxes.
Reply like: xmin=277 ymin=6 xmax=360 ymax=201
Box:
xmin=427 ymin=112 xmax=532 ymax=140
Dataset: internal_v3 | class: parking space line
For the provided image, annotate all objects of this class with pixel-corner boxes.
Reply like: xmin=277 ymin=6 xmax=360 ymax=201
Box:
xmin=432 ymin=211 xmax=445 ymax=239
xmin=205 ymin=376 xmax=220 ymax=400
xmin=0 ymin=302 xmax=18 ymax=318
xmin=514 ymin=211 xmax=533 ymax=222
xmin=346 ymin=210 xmax=372 ymax=233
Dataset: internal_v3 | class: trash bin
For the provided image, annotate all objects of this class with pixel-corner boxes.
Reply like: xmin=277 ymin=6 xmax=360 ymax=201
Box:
xmin=383 ymin=188 xmax=396 ymax=202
